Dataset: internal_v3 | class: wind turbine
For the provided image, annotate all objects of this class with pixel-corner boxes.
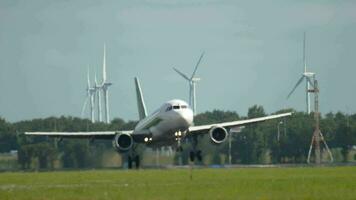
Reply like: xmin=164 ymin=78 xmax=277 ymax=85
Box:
xmin=173 ymin=52 xmax=204 ymax=114
xmin=287 ymin=32 xmax=315 ymax=114
xmin=100 ymin=44 xmax=112 ymax=124
xmin=81 ymin=66 xmax=95 ymax=123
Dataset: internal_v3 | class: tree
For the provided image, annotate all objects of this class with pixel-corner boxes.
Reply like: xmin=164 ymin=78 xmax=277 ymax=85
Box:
xmin=1 ymin=108 xmax=356 ymax=171
xmin=18 ymin=144 xmax=36 ymax=169
xmin=232 ymin=105 xmax=266 ymax=164
xmin=0 ymin=118 xmax=17 ymax=153
xmin=247 ymin=105 xmax=265 ymax=118
xmin=334 ymin=112 xmax=353 ymax=162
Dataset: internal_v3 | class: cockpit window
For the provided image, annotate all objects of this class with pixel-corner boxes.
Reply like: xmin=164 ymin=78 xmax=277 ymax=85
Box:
xmin=166 ymin=104 xmax=188 ymax=111
xmin=166 ymin=106 xmax=172 ymax=111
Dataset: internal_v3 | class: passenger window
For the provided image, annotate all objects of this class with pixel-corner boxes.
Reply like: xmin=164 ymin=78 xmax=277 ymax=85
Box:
xmin=173 ymin=105 xmax=180 ymax=110
xmin=181 ymin=105 xmax=187 ymax=109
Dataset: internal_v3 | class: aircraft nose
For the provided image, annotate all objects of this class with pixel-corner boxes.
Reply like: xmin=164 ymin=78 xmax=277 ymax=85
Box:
xmin=178 ymin=109 xmax=194 ymax=126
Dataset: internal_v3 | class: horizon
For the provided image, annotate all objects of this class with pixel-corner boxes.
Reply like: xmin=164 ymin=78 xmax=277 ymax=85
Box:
xmin=1 ymin=105 xmax=351 ymax=124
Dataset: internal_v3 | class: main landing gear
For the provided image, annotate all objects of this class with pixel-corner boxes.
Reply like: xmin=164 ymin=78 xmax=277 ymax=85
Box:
xmin=189 ymin=135 xmax=202 ymax=162
xmin=126 ymin=145 xmax=140 ymax=169
xmin=128 ymin=154 xmax=140 ymax=169
xmin=175 ymin=131 xmax=203 ymax=164
xmin=189 ymin=150 xmax=202 ymax=162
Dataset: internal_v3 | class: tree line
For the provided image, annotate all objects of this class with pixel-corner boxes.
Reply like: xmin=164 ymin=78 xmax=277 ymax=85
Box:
xmin=0 ymin=105 xmax=355 ymax=170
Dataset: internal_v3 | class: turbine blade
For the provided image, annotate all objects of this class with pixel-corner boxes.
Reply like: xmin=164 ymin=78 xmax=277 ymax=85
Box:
xmin=287 ymin=76 xmax=305 ymax=99
xmin=94 ymin=72 xmax=98 ymax=86
xmin=303 ymin=32 xmax=306 ymax=73
xmin=81 ymin=97 xmax=89 ymax=117
xmin=87 ymin=65 xmax=91 ymax=89
xmin=191 ymin=52 xmax=205 ymax=79
xmin=102 ymin=44 xmax=107 ymax=83
xmin=173 ymin=67 xmax=190 ymax=81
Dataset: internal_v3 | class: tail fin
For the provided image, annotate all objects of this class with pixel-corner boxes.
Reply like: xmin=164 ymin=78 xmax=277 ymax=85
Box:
xmin=134 ymin=77 xmax=148 ymax=120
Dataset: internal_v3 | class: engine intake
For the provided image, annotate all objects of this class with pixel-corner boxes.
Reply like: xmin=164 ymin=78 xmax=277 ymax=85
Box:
xmin=209 ymin=126 xmax=228 ymax=144
xmin=112 ymin=132 xmax=133 ymax=152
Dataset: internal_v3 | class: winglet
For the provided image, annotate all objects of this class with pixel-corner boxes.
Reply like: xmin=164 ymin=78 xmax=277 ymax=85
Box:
xmin=134 ymin=77 xmax=148 ymax=120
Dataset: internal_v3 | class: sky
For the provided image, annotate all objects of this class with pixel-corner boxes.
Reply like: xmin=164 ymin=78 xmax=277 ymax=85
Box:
xmin=0 ymin=0 xmax=356 ymax=122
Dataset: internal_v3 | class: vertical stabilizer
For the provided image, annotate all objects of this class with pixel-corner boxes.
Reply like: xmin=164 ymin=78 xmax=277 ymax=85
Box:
xmin=134 ymin=77 xmax=147 ymax=120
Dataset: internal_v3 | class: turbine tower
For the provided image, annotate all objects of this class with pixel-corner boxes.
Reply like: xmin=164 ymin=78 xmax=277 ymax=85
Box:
xmin=81 ymin=66 xmax=96 ymax=123
xmin=287 ymin=32 xmax=315 ymax=114
xmin=306 ymin=78 xmax=333 ymax=164
xmin=101 ymin=44 xmax=112 ymax=124
xmin=173 ymin=52 xmax=204 ymax=114
xmin=94 ymin=72 xmax=103 ymax=122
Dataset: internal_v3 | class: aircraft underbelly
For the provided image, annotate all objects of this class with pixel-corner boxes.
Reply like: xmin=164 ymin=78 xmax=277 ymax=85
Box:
xmin=150 ymin=115 xmax=188 ymax=140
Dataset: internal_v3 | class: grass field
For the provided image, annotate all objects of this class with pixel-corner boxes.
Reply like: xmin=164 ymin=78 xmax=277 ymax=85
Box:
xmin=1 ymin=166 xmax=356 ymax=200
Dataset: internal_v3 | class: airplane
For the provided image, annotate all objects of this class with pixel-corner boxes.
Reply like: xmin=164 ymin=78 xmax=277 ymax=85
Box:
xmin=25 ymin=77 xmax=292 ymax=169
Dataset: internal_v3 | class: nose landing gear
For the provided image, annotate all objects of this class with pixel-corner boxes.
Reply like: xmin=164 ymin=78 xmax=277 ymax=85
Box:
xmin=174 ymin=130 xmax=185 ymax=165
xmin=175 ymin=130 xmax=184 ymax=152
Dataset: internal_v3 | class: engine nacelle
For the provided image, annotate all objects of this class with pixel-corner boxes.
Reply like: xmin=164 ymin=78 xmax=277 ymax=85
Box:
xmin=112 ymin=132 xmax=133 ymax=152
xmin=209 ymin=126 xmax=228 ymax=144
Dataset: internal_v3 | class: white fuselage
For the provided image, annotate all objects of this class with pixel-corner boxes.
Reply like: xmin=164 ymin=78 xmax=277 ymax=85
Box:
xmin=133 ymin=99 xmax=193 ymax=145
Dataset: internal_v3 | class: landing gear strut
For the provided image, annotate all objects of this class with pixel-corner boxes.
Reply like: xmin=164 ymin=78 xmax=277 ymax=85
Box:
xmin=127 ymin=144 xmax=140 ymax=169
xmin=189 ymin=135 xmax=202 ymax=163
xmin=175 ymin=130 xmax=184 ymax=165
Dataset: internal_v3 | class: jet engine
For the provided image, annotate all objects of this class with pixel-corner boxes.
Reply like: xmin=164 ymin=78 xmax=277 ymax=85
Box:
xmin=112 ymin=132 xmax=133 ymax=152
xmin=209 ymin=126 xmax=228 ymax=144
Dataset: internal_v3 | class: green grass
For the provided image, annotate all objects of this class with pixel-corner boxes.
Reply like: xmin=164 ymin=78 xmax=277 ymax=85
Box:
xmin=1 ymin=167 xmax=356 ymax=200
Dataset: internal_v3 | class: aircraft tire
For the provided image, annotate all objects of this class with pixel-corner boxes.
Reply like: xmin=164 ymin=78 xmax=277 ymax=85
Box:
xmin=189 ymin=151 xmax=195 ymax=162
xmin=197 ymin=150 xmax=202 ymax=162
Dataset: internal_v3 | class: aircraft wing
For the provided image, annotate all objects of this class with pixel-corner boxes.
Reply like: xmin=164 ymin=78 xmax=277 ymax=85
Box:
xmin=188 ymin=112 xmax=292 ymax=133
xmin=25 ymin=130 xmax=133 ymax=139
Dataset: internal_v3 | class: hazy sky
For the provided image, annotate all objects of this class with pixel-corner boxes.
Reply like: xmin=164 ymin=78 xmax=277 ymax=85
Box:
xmin=1 ymin=0 xmax=356 ymax=122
